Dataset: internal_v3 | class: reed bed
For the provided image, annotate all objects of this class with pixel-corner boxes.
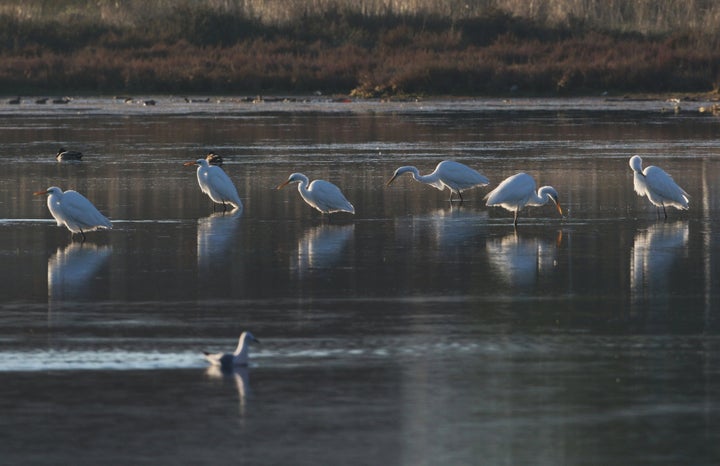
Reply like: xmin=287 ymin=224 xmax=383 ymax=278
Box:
xmin=1 ymin=0 xmax=719 ymax=96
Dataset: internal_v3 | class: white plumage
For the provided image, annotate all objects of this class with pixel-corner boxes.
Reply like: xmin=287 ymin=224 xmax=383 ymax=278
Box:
xmin=485 ymin=172 xmax=563 ymax=226
xmin=185 ymin=158 xmax=243 ymax=211
xmin=629 ymin=155 xmax=689 ymax=218
xmin=277 ymin=173 xmax=355 ymax=214
xmin=386 ymin=160 xmax=490 ymax=201
xmin=34 ymin=187 xmax=112 ymax=240
xmin=203 ymin=331 xmax=260 ymax=371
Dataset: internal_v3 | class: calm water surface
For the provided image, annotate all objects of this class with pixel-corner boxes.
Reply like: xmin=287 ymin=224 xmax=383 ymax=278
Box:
xmin=0 ymin=96 xmax=719 ymax=465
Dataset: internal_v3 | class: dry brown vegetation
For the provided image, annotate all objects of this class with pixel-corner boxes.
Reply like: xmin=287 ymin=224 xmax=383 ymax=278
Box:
xmin=1 ymin=0 xmax=719 ymax=96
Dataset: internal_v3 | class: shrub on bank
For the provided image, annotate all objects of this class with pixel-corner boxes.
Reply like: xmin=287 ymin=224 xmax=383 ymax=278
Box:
xmin=0 ymin=5 xmax=718 ymax=96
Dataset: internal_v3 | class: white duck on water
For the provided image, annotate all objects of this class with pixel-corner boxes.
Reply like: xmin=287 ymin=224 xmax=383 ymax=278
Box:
xmin=203 ymin=331 xmax=260 ymax=371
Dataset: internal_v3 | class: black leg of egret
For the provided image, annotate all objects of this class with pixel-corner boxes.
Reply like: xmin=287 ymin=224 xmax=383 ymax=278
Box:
xmin=513 ymin=210 xmax=519 ymax=226
xmin=80 ymin=229 xmax=86 ymax=242
xmin=457 ymin=191 xmax=464 ymax=203
xmin=662 ymin=204 xmax=668 ymax=219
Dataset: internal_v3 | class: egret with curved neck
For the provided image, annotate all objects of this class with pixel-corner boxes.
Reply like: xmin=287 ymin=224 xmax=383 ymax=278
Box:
xmin=33 ymin=186 xmax=112 ymax=241
xmin=277 ymin=173 xmax=355 ymax=215
xmin=629 ymin=155 xmax=688 ymax=219
xmin=485 ymin=172 xmax=563 ymax=226
xmin=387 ymin=160 xmax=490 ymax=202
xmin=203 ymin=331 xmax=260 ymax=371
xmin=184 ymin=158 xmax=243 ymax=212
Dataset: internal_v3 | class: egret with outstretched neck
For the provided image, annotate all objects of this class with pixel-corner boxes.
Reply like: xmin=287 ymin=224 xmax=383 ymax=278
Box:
xmin=485 ymin=172 xmax=563 ymax=226
xmin=277 ymin=173 xmax=355 ymax=215
xmin=386 ymin=160 xmax=490 ymax=202
xmin=629 ymin=155 xmax=688 ymax=219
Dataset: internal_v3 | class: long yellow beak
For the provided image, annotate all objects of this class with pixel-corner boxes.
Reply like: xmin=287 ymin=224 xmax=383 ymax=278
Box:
xmin=386 ymin=175 xmax=398 ymax=187
xmin=183 ymin=161 xmax=197 ymax=167
xmin=555 ymin=202 xmax=563 ymax=216
xmin=33 ymin=190 xmax=47 ymax=196
xmin=276 ymin=180 xmax=290 ymax=190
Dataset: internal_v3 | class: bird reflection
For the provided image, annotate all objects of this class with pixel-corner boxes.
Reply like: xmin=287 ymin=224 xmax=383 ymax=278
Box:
xmin=292 ymin=223 xmax=354 ymax=274
xmin=631 ymin=221 xmax=688 ymax=310
xmin=485 ymin=230 xmax=561 ymax=289
xmin=197 ymin=210 xmax=242 ymax=272
xmin=47 ymin=242 xmax=112 ymax=301
xmin=205 ymin=365 xmax=250 ymax=417
xmin=395 ymin=206 xmax=487 ymax=250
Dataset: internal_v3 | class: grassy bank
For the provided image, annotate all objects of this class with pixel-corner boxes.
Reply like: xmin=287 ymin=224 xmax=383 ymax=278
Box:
xmin=1 ymin=2 xmax=719 ymax=97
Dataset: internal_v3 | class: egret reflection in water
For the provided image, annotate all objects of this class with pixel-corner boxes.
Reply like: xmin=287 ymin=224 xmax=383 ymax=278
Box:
xmin=205 ymin=365 xmax=250 ymax=417
xmin=631 ymin=221 xmax=689 ymax=312
xmin=485 ymin=230 xmax=561 ymax=289
xmin=394 ymin=206 xmax=487 ymax=253
xmin=47 ymin=242 xmax=112 ymax=301
xmin=292 ymin=223 xmax=354 ymax=274
xmin=197 ymin=210 xmax=243 ymax=272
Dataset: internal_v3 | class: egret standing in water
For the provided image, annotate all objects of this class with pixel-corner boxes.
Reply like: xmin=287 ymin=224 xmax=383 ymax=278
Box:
xmin=485 ymin=172 xmax=563 ymax=226
xmin=33 ymin=187 xmax=112 ymax=240
xmin=203 ymin=331 xmax=260 ymax=371
xmin=277 ymin=173 xmax=355 ymax=215
xmin=184 ymin=158 xmax=243 ymax=212
xmin=386 ymin=160 xmax=490 ymax=202
xmin=629 ymin=155 xmax=689 ymax=218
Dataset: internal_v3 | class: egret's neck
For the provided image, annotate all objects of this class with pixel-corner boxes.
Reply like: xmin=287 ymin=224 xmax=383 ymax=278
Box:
xmin=399 ymin=166 xmax=434 ymax=184
xmin=535 ymin=187 xmax=554 ymax=206
xmin=234 ymin=334 xmax=248 ymax=356
xmin=296 ymin=180 xmax=309 ymax=196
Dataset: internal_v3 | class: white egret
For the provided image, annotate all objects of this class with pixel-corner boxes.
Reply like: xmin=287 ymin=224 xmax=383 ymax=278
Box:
xmin=33 ymin=186 xmax=112 ymax=240
xmin=386 ymin=160 xmax=490 ymax=202
xmin=184 ymin=158 xmax=243 ymax=212
xmin=56 ymin=147 xmax=83 ymax=161
xmin=203 ymin=331 xmax=260 ymax=371
xmin=277 ymin=173 xmax=355 ymax=215
xmin=485 ymin=172 xmax=563 ymax=226
xmin=629 ymin=155 xmax=689 ymax=218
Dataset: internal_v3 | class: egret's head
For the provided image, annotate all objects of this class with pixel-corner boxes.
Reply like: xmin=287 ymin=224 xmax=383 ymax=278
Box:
xmin=242 ymin=331 xmax=260 ymax=344
xmin=539 ymin=186 xmax=563 ymax=216
xmin=33 ymin=186 xmax=62 ymax=197
xmin=629 ymin=155 xmax=643 ymax=173
xmin=184 ymin=158 xmax=209 ymax=168
xmin=386 ymin=166 xmax=414 ymax=186
xmin=276 ymin=173 xmax=304 ymax=190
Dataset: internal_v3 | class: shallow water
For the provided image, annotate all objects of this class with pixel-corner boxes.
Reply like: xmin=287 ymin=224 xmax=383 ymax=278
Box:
xmin=1 ymin=96 xmax=719 ymax=465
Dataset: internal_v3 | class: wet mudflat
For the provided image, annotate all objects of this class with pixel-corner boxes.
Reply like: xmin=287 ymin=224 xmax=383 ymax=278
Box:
xmin=0 ymin=96 xmax=719 ymax=465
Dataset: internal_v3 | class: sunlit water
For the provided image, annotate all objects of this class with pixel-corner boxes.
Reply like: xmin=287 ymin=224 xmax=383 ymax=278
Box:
xmin=0 ymin=96 xmax=719 ymax=465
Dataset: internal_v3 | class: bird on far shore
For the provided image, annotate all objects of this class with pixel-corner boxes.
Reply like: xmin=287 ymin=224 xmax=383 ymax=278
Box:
xmin=203 ymin=331 xmax=260 ymax=371
xmin=629 ymin=155 xmax=689 ymax=219
xmin=386 ymin=160 xmax=490 ymax=202
xmin=485 ymin=172 xmax=563 ymax=226
xmin=33 ymin=186 xmax=112 ymax=241
xmin=277 ymin=173 xmax=355 ymax=215
xmin=56 ymin=147 xmax=83 ymax=161
xmin=206 ymin=151 xmax=224 ymax=167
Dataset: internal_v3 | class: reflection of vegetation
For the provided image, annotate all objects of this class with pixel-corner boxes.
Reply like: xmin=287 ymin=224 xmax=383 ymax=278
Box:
xmin=1 ymin=1 xmax=719 ymax=96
